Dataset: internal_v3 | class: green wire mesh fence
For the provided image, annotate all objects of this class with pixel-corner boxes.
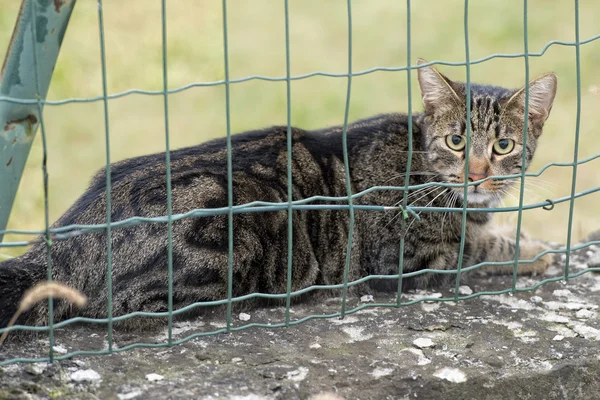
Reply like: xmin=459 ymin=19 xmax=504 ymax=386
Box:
xmin=0 ymin=0 xmax=599 ymax=366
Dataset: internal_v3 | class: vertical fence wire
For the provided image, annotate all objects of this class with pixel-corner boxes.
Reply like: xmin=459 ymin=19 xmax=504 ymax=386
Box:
xmin=339 ymin=0 xmax=354 ymax=318
xmin=96 ymin=0 xmax=114 ymax=350
xmin=396 ymin=0 xmax=412 ymax=305
xmin=564 ymin=0 xmax=582 ymax=279
xmin=454 ymin=0 xmax=471 ymax=298
xmin=512 ymin=0 xmax=530 ymax=291
xmin=221 ymin=0 xmax=234 ymax=331
xmin=283 ymin=0 xmax=294 ymax=326
xmin=28 ymin=1 xmax=55 ymax=362
xmin=160 ymin=0 xmax=175 ymax=345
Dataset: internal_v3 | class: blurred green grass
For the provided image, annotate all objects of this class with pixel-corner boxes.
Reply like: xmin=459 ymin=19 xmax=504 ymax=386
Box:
xmin=1 ymin=0 xmax=599 ymax=258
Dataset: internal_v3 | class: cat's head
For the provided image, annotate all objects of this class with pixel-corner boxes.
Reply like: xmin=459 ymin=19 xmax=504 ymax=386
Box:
xmin=416 ymin=59 xmax=557 ymax=206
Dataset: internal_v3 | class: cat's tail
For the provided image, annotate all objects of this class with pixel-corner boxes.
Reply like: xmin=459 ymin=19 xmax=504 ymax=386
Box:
xmin=0 ymin=256 xmax=44 ymax=328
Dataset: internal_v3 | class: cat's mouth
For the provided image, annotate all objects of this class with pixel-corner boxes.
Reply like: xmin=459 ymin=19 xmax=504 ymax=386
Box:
xmin=448 ymin=175 xmax=512 ymax=207
xmin=440 ymin=174 xmax=510 ymax=207
xmin=454 ymin=186 xmax=499 ymax=206
xmin=465 ymin=190 xmax=494 ymax=205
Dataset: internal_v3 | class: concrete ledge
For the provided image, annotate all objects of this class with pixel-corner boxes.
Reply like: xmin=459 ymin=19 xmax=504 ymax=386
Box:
xmin=1 ymin=240 xmax=600 ymax=399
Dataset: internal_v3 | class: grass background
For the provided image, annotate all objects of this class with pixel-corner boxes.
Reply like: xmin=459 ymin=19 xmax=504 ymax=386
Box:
xmin=1 ymin=0 xmax=599 ymax=258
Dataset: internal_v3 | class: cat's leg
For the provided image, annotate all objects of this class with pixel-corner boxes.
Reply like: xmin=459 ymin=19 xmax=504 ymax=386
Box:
xmin=466 ymin=229 xmax=553 ymax=275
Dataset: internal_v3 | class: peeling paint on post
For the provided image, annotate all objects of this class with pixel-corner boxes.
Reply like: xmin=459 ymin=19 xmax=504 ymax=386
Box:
xmin=0 ymin=0 xmax=76 ymax=241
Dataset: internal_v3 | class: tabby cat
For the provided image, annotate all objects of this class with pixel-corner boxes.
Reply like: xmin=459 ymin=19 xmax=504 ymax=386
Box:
xmin=0 ymin=60 xmax=557 ymax=328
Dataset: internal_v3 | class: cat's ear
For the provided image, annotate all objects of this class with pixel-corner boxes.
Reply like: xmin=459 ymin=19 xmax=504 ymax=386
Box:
xmin=505 ymin=73 xmax=558 ymax=127
xmin=416 ymin=59 xmax=462 ymax=115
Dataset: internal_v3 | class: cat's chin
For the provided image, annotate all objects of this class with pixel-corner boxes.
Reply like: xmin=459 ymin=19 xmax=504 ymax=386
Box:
xmin=457 ymin=191 xmax=498 ymax=207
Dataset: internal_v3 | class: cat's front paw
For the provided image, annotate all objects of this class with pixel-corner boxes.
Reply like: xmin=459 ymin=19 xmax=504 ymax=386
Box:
xmin=493 ymin=225 xmax=531 ymax=241
xmin=517 ymin=240 xmax=553 ymax=276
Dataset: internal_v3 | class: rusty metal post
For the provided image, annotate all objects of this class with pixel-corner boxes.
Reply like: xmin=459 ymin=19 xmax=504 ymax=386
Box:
xmin=0 ymin=0 xmax=76 ymax=241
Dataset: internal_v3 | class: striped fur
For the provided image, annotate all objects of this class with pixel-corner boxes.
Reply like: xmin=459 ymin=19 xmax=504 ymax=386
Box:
xmin=0 ymin=62 xmax=557 ymax=329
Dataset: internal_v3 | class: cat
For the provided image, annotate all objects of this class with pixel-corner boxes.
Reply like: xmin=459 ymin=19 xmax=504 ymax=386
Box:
xmin=0 ymin=59 xmax=557 ymax=329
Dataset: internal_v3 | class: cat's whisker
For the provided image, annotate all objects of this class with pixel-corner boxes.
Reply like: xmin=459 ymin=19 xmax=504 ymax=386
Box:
xmin=498 ymin=188 xmax=508 ymax=208
xmin=379 ymin=182 xmax=438 ymax=234
xmin=520 ymin=186 xmax=542 ymax=195
xmin=451 ymin=192 xmax=461 ymax=239
xmin=383 ymin=209 xmax=408 ymax=230
xmin=383 ymin=179 xmax=446 ymax=232
xmin=404 ymin=188 xmax=449 ymax=237
xmin=502 ymin=190 xmax=519 ymax=203
xmin=524 ymin=177 xmax=556 ymax=189
xmin=394 ymin=184 xmax=429 ymax=202
xmin=393 ymin=184 xmax=440 ymax=207
xmin=522 ymin=181 xmax=556 ymax=196
xmin=406 ymin=186 xmax=436 ymax=199
xmin=404 ymin=180 xmax=440 ymax=195
xmin=504 ymin=181 xmax=555 ymax=206
xmin=440 ymin=191 xmax=459 ymax=242
xmin=385 ymin=185 xmax=446 ymax=231
xmin=500 ymin=187 xmax=542 ymax=210
xmin=525 ymin=182 xmax=556 ymax=192
xmin=498 ymin=189 xmax=514 ymax=206
xmin=381 ymin=171 xmax=439 ymax=185
xmin=406 ymin=185 xmax=443 ymax=204
xmin=521 ymin=187 xmax=549 ymax=203
xmin=382 ymin=174 xmax=405 ymax=185
xmin=508 ymin=177 xmax=556 ymax=198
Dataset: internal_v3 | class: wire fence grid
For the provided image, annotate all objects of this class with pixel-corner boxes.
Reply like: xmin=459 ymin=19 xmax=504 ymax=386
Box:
xmin=0 ymin=0 xmax=599 ymax=366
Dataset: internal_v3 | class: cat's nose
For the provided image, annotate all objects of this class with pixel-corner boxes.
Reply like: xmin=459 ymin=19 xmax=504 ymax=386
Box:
xmin=466 ymin=158 xmax=490 ymax=185
xmin=467 ymin=171 xmax=487 ymax=184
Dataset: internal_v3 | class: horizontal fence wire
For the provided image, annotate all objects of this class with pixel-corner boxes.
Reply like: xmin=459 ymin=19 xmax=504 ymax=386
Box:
xmin=4 ymin=177 xmax=600 ymax=242
xmin=3 ymin=239 xmax=600 ymax=329
xmin=0 ymin=34 xmax=599 ymax=107
xmin=0 ymin=0 xmax=597 ymax=367
xmin=3 ymin=258 xmax=600 ymax=366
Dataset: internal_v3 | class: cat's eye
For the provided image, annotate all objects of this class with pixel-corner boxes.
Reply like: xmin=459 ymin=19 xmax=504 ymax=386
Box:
xmin=493 ymin=138 xmax=515 ymax=155
xmin=445 ymin=135 xmax=466 ymax=151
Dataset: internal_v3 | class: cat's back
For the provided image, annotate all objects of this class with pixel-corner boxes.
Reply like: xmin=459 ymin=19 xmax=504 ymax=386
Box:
xmin=93 ymin=112 xmax=416 ymax=188
xmin=58 ymin=113 xmax=418 ymax=226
